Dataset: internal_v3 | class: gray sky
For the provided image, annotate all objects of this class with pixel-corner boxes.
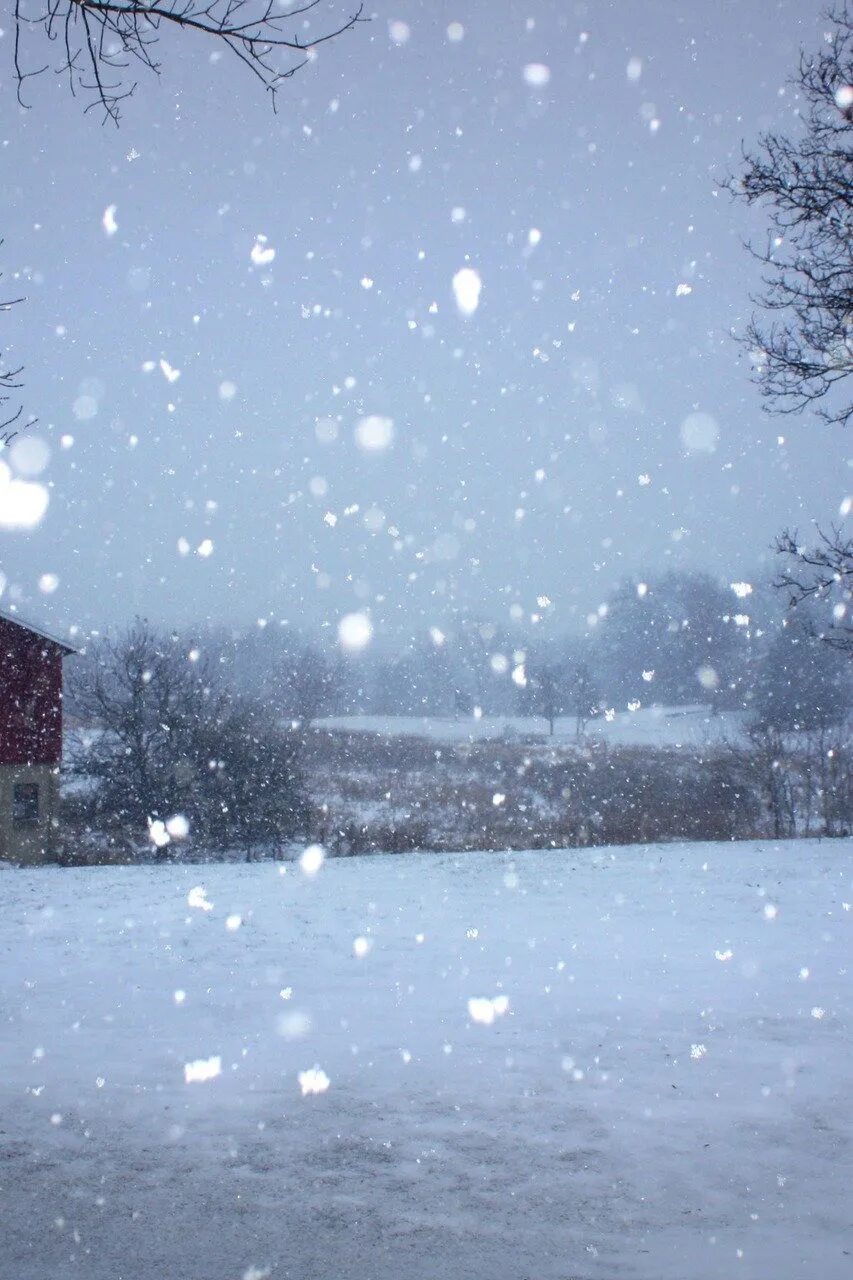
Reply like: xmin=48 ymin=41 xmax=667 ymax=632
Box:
xmin=0 ymin=0 xmax=845 ymax=645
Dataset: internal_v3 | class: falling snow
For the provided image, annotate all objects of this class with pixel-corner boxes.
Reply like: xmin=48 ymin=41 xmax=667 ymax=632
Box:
xmin=452 ymin=266 xmax=482 ymax=316
xmin=1 ymin=842 xmax=849 ymax=1276
xmin=2 ymin=5 xmax=851 ymax=1277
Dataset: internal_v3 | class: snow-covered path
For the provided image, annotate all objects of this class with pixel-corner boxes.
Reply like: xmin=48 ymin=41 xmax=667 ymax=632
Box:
xmin=1 ymin=841 xmax=850 ymax=1279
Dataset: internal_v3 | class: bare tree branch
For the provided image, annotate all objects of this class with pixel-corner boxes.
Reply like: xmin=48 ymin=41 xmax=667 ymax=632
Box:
xmin=775 ymin=525 xmax=853 ymax=654
xmin=13 ymin=0 xmax=366 ymax=123
xmin=0 ymin=246 xmax=30 ymax=441
xmin=722 ymin=4 xmax=853 ymax=427
xmin=723 ymin=7 xmax=853 ymax=654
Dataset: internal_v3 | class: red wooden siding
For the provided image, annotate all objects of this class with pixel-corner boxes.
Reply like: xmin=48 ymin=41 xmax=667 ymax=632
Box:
xmin=0 ymin=617 xmax=64 ymax=766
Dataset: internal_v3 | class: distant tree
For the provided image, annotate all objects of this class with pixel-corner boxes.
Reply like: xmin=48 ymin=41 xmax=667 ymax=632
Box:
xmin=750 ymin=615 xmax=851 ymax=732
xmin=211 ymin=625 xmax=339 ymax=727
xmin=568 ymin=659 xmax=601 ymax=736
xmin=12 ymin=0 xmax=365 ymax=124
xmin=725 ymin=5 xmax=853 ymax=649
xmin=526 ymin=660 xmax=561 ymax=735
xmin=290 ymin=643 xmax=339 ymax=726
xmin=192 ymin=697 xmax=308 ymax=859
xmin=454 ymin=619 xmax=519 ymax=717
xmin=255 ymin=640 xmax=339 ymax=728
xmin=597 ymin=572 xmax=747 ymax=707
xmin=524 ymin=646 xmax=602 ymax=736
xmin=374 ymin=640 xmax=467 ymax=718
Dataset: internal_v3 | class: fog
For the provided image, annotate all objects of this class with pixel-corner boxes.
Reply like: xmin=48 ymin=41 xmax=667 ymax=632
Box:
xmin=1 ymin=0 xmax=841 ymax=643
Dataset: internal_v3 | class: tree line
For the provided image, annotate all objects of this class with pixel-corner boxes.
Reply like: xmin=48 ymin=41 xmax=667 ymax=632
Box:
xmin=62 ymin=565 xmax=851 ymax=861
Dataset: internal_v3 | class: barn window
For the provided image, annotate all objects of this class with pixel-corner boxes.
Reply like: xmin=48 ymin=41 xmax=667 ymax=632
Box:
xmin=12 ymin=783 xmax=39 ymax=825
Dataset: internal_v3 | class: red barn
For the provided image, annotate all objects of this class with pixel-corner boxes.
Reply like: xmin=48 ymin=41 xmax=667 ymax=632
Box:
xmin=0 ymin=609 xmax=75 ymax=863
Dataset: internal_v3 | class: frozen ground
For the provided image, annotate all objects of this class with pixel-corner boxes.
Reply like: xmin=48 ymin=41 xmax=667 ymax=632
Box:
xmin=1 ymin=840 xmax=850 ymax=1280
xmin=316 ymin=704 xmax=743 ymax=748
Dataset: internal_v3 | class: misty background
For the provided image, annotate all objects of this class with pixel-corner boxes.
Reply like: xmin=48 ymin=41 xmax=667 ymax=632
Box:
xmin=1 ymin=0 xmax=845 ymax=645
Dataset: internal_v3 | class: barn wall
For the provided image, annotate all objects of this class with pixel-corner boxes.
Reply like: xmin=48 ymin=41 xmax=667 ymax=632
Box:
xmin=0 ymin=618 xmax=64 ymax=766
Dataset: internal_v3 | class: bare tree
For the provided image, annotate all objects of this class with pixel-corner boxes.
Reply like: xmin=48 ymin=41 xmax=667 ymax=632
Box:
xmin=726 ymin=6 xmax=853 ymax=652
xmin=67 ymin=618 xmax=307 ymax=855
xmin=67 ymin=618 xmax=230 ymax=829
xmin=775 ymin=526 xmax=853 ymax=653
xmin=0 ymin=254 xmax=27 ymax=442
xmin=525 ymin=660 xmax=560 ymax=736
xmin=750 ymin=608 xmax=851 ymax=727
xmin=285 ymin=642 xmax=339 ymax=728
xmin=194 ymin=698 xmax=308 ymax=859
xmin=570 ymin=659 xmax=600 ymax=737
xmin=725 ymin=4 xmax=853 ymax=427
xmin=597 ymin=572 xmax=747 ymax=706
xmin=13 ymin=0 xmax=365 ymax=124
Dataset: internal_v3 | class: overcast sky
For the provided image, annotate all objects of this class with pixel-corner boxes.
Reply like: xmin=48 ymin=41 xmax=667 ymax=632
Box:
xmin=0 ymin=0 xmax=845 ymax=646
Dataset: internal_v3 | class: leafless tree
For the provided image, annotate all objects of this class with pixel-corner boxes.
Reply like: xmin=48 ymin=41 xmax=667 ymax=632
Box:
xmin=67 ymin=618 xmax=231 ymax=826
xmin=284 ymin=642 xmax=339 ymax=729
xmin=192 ymin=697 xmax=308 ymax=859
xmin=67 ymin=618 xmax=307 ymax=855
xmin=725 ymin=4 xmax=853 ymax=427
xmin=12 ymin=0 xmax=365 ymax=124
xmin=775 ymin=526 xmax=853 ymax=653
xmin=726 ymin=6 xmax=853 ymax=652
xmin=520 ymin=657 xmax=561 ymax=736
xmin=571 ymin=659 xmax=600 ymax=737
xmin=0 ymin=254 xmax=27 ymax=441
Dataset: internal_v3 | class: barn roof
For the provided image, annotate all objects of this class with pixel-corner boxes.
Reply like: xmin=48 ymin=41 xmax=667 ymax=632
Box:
xmin=0 ymin=607 xmax=78 ymax=655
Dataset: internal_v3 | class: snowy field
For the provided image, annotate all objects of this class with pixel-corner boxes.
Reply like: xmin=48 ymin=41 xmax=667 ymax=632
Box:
xmin=1 ymin=840 xmax=850 ymax=1280
xmin=316 ymin=705 xmax=743 ymax=748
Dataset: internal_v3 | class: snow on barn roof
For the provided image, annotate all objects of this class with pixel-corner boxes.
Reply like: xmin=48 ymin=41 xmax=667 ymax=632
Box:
xmin=0 ymin=606 xmax=78 ymax=655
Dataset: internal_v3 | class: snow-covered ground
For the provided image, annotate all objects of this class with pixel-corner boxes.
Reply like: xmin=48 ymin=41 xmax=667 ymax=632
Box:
xmin=1 ymin=840 xmax=850 ymax=1279
xmin=316 ymin=705 xmax=743 ymax=748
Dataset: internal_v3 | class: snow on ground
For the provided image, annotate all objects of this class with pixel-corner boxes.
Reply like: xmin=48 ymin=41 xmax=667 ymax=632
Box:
xmin=316 ymin=705 xmax=743 ymax=748
xmin=1 ymin=840 xmax=850 ymax=1279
